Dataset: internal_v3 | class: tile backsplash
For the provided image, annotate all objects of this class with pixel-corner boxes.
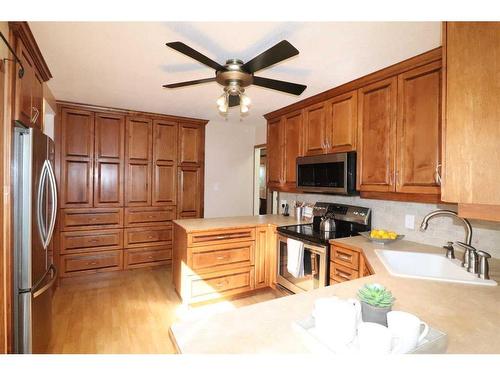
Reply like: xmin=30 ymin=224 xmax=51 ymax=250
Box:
xmin=279 ymin=192 xmax=500 ymax=259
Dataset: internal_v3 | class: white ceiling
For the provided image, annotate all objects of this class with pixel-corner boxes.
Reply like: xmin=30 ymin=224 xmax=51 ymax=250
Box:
xmin=30 ymin=22 xmax=441 ymax=124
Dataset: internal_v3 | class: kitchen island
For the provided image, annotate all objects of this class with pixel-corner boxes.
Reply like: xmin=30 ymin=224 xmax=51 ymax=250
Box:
xmin=170 ymin=235 xmax=500 ymax=354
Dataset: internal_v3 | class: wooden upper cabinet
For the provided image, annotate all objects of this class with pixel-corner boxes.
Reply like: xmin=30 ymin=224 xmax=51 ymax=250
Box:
xmin=267 ymin=117 xmax=283 ymax=188
xmin=94 ymin=113 xmax=125 ymax=207
xmin=178 ymin=166 xmax=202 ymax=218
xmin=178 ymin=122 xmax=204 ymax=166
xmin=60 ymin=108 xmax=95 ymax=208
xmin=153 ymin=120 xmax=178 ymax=206
xmin=303 ymin=102 xmax=328 ymax=155
xmin=396 ymin=62 xmax=442 ymax=195
xmin=357 ymin=77 xmax=397 ymax=192
xmin=326 ymin=90 xmax=357 ymax=152
xmin=442 ymin=22 xmax=500 ymax=220
xmin=282 ymin=110 xmax=303 ymax=188
xmin=125 ymin=117 xmax=153 ymax=206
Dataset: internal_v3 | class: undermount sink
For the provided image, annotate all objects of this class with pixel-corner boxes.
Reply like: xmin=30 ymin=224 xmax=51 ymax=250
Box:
xmin=375 ymin=249 xmax=497 ymax=286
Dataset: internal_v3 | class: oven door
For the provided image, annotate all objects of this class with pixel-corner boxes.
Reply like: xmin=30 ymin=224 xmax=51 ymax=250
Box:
xmin=276 ymin=235 xmax=327 ymax=294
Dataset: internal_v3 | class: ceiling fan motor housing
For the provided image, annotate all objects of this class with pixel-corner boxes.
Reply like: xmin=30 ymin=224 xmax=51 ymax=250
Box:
xmin=216 ymin=59 xmax=253 ymax=92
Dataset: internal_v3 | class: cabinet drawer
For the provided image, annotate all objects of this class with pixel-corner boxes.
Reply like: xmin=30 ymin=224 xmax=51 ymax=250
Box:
xmin=188 ymin=228 xmax=255 ymax=247
xmin=124 ymin=246 xmax=172 ymax=269
xmin=188 ymin=267 xmax=254 ymax=303
xmin=330 ymin=262 xmax=359 ymax=282
xmin=61 ymin=229 xmax=123 ymax=254
xmin=60 ymin=250 xmax=123 ymax=277
xmin=331 ymin=245 xmax=360 ymax=270
xmin=191 ymin=241 xmax=254 ymax=272
xmin=124 ymin=225 xmax=172 ymax=248
xmin=60 ymin=208 xmax=123 ymax=231
xmin=124 ymin=206 xmax=175 ymax=227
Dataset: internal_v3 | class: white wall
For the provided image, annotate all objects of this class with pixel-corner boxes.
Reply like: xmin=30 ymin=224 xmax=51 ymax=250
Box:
xmin=279 ymin=192 xmax=500 ymax=259
xmin=254 ymin=122 xmax=267 ymax=145
xmin=204 ymin=120 xmax=257 ymax=218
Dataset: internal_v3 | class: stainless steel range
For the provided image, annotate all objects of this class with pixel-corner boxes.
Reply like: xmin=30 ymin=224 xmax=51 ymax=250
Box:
xmin=276 ymin=202 xmax=371 ymax=294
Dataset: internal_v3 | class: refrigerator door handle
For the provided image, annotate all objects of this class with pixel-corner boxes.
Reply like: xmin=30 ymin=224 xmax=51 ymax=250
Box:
xmin=36 ymin=160 xmax=49 ymax=248
xmin=32 ymin=264 xmax=57 ymax=299
xmin=45 ymin=160 xmax=57 ymax=248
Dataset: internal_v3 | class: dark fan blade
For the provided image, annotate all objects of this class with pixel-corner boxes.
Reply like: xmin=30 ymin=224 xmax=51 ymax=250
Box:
xmin=242 ymin=40 xmax=299 ymax=73
xmin=163 ymin=77 xmax=216 ymax=88
xmin=166 ymin=41 xmax=225 ymax=71
xmin=253 ymin=76 xmax=306 ymax=95
xmin=228 ymin=95 xmax=240 ymax=107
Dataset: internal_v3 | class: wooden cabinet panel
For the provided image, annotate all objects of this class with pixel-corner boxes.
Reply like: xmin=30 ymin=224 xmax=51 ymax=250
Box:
xmin=60 ymin=208 xmax=123 ymax=231
xmin=124 ymin=206 xmax=175 ymax=227
xmin=178 ymin=166 xmax=202 ymax=218
xmin=330 ymin=262 xmax=359 ymax=282
xmin=124 ymin=225 xmax=172 ymax=248
xmin=267 ymin=117 xmax=283 ymax=188
xmin=60 ymin=250 xmax=123 ymax=277
xmin=178 ymin=122 xmax=204 ymax=166
xmin=61 ymin=229 xmax=123 ymax=254
xmin=396 ymin=62 xmax=441 ymax=195
xmin=357 ymin=77 xmax=397 ymax=192
xmin=153 ymin=119 xmax=177 ymax=164
xmin=303 ymin=102 xmax=327 ymax=155
xmin=124 ymin=245 xmax=172 ymax=269
xmin=282 ymin=110 xmax=303 ymax=188
xmin=153 ymin=119 xmax=177 ymax=206
xmin=188 ymin=228 xmax=255 ymax=247
xmin=60 ymin=108 xmax=95 ymax=207
xmin=327 ymin=90 xmax=358 ymax=152
xmin=331 ymin=245 xmax=360 ymax=270
xmin=125 ymin=117 xmax=152 ymax=206
xmin=94 ymin=113 xmax=125 ymax=206
xmin=191 ymin=241 xmax=254 ymax=272
xmin=442 ymin=22 xmax=500 ymax=209
xmin=153 ymin=164 xmax=176 ymax=206
xmin=188 ymin=267 xmax=254 ymax=303
xmin=32 ymin=71 xmax=43 ymax=129
xmin=254 ymin=227 xmax=269 ymax=289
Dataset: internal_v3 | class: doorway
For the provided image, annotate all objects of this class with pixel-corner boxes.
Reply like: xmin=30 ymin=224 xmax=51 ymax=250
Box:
xmin=253 ymin=144 xmax=271 ymax=215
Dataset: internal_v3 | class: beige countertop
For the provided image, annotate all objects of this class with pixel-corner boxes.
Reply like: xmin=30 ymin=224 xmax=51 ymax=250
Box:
xmin=170 ymin=236 xmax=500 ymax=354
xmin=173 ymin=214 xmax=309 ymax=232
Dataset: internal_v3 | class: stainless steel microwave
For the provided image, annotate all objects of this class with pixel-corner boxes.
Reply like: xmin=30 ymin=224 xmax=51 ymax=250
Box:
xmin=296 ymin=152 xmax=357 ymax=195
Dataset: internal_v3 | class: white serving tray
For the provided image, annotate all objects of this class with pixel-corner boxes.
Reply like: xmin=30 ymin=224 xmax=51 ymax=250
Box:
xmin=292 ymin=315 xmax=448 ymax=354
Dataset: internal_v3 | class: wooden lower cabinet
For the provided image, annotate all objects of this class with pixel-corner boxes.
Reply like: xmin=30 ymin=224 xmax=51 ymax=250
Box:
xmin=329 ymin=243 xmax=373 ymax=285
xmin=124 ymin=225 xmax=172 ymax=248
xmin=60 ymin=250 xmax=123 ymax=277
xmin=173 ymin=224 xmax=276 ymax=304
xmin=124 ymin=245 xmax=172 ymax=269
xmin=60 ymin=208 xmax=123 ymax=231
xmin=124 ymin=206 xmax=175 ymax=227
xmin=61 ymin=229 xmax=123 ymax=254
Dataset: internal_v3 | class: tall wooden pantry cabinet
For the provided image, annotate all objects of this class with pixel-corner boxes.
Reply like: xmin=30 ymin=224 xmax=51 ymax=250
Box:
xmin=55 ymin=102 xmax=207 ymax=279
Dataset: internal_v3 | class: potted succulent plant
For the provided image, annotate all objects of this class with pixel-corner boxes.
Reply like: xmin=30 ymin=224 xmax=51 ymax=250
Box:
xmin=357 ymin=283 xmax=395 ymax=326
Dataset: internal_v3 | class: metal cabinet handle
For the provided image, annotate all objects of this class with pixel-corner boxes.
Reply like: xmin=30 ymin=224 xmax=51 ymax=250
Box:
xmin=216 ymin=255 xmax=227 ymax=260
xmin=337 ymin=253 xmax=351 ymax=261
xmin=434 ymin=163 xmax=442 ymax=185
xmin=336 ymin=270 xmax=351 ymax=279
xmin=31 ymin=106 xmax=40 ymax=124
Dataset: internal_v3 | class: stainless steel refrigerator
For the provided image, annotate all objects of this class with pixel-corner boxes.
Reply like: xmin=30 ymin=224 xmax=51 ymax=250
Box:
xmin=13 ymin=124 xmax=57 ymax=354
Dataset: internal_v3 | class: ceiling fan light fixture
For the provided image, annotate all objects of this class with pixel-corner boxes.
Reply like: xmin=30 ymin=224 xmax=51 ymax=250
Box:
xmin=240 ymin=104 xmax=249 ymax=114
xmin=216 ymin=93 xmax=226 ymax=107
xmin=240 ymin=93 xmax=251 ymax=106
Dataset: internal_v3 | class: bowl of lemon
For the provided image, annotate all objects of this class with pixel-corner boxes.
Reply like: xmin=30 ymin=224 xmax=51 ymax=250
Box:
xmin=359 ymin=229 xmax=404 ymax=244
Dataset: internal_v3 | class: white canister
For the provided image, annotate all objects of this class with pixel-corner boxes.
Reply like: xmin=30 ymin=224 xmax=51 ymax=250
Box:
xmin=387 ymin=311 xmax=429 ymax=354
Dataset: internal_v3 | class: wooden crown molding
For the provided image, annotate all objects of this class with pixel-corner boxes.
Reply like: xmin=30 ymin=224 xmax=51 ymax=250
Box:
xmin=9 ymin=21 xmax=52 ymax=82
xmin=56 ymin=100 xmax=210 ymax=126
xmin=264 ymin=47 xmax=442 ymax=120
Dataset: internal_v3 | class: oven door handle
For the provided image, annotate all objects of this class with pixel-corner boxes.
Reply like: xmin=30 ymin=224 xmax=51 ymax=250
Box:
xmin=310 ymin=252 xmax=317 ymax=276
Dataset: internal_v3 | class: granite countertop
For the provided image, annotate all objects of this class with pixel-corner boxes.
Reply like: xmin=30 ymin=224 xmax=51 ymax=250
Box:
xmin=170 ymin=236 xmax=500 ymax=354
xmin=173 ymin=214 xmax=310 ymax=232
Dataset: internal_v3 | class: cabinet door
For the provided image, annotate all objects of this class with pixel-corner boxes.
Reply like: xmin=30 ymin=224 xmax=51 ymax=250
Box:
xmin=94 ymin=113 xmax=125 ymax=207
xmin=125 ymin=117 xmax=152 ymax=206
xmin=326 ymin=90 xmax=357 ymax=152
xmin=255 ymin=227 xmax=269 ymax=289
xmin=153 ymin=120 xmax=177 ymax=206
xmin=303 ymin=102 xmax=327 ymax=155
xmin=60 ymin=108 xmax=95 ymax=208
xmin=396 ymin=62 xmax=442 ymax=194
xmin=178 ymin=122 xmax=204 ymax=166
xmin=178 ymin=166 xmax=202 ymax=218
xmin=282 ymin=110 xmax=303 ymax=189
xmin=357 ymin=77 xmax=397 ymax=192
xmin=266 ymin=117 xmax=283 ymax=188
xmin=15 ymin=40 xmax=34 ymax=127
xmin=32 ymin=71 xmax=43 ymax=130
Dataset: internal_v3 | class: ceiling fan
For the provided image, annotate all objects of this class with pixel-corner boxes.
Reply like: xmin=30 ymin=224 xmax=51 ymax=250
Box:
xmin=163 ymin=40 xmax=307 ymax=114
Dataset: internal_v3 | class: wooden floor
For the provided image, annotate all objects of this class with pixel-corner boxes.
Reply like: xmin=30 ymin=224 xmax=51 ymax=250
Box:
xmin=47 ymin=266 xmax=284 ymax=354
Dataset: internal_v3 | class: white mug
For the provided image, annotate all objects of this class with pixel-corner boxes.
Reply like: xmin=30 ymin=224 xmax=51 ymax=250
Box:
xmin=357 ymin=322 xmax=401 ymax=354
xmin=313 ymin=297 xmax=361 ymax=347
xmin=387 ymin=311 xmax=429 ymax=354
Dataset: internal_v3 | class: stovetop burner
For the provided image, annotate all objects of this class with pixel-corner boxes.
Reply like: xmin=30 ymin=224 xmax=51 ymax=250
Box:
xmin=278 ymin=223 xmax=350 ymax=245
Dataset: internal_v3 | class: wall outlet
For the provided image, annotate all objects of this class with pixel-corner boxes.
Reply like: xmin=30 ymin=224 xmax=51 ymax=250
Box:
xmin=405 ymin=214 xmax=415 ymax=230
xmin=280 ymin=199 xmax=288 ymax=208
